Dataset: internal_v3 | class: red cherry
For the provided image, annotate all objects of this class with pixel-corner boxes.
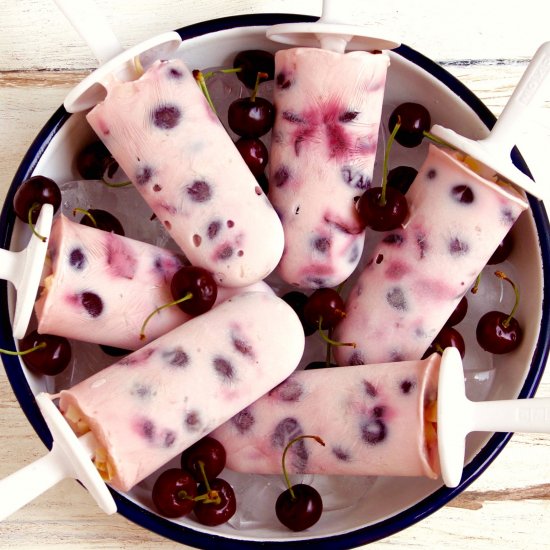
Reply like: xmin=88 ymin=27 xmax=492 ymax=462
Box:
xmin=152 ymin=468 xmax=197 ymax=518
xmin=357 ymin=186 xmax=409 ymax=231
xmin=180 ymin=436 xmax=226 ymax=483
xmin=17 ymin=331 xmax=72 ymax=376
xmin=281 ymin=291 xmax=317 ymax=336
xmin=445 ymin=296 xmax=468 ymax=327
xmin=77 ymin=208 xmax=125 ymax=235
xmin=487 ymin=232 xmax=514 ymax=265
xmin=423 ymin=326 xmax=465 ymax=359
xmin=303 ymin=288 xmax=346 ymax=330
xmin=233 ymin=50 xmax=275 ymax=89
xmin=388 ymin=102 xmax=431 ymax=148
xmin=387 ymin=165 xmax=418 ymax=195
xmin=75 ymin=141 xmax=117 ymax=180
xmin=228 ymin=96 xmax=274 ymax=138
xmin=194 ymin=478 xmax=236 ymax=526
xmin=235 ymin=138 xmax=269 ymax=177
xmin=170 ymin=266 xmax=218 ymax=316
xmin=276 ymin=483 xmax=323 ymax=531
xmin=13 ymin=176 xmax=61 ymax=224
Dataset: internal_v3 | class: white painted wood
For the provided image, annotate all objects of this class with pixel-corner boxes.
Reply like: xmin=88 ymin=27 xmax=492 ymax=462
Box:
xmin=0 ymin=1 xmax=549 ymax=548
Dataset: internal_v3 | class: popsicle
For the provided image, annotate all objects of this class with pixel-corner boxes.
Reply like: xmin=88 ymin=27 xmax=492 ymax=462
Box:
xmin=267 ymin=50 xmax=388 ymax=289
xmin=34 ymin=214 xmax=272 ymax=350
xmin=56 ymin=291 xmax=305 ymax=492
xmin=211 ymin=352 xmax=439 ymax=478
xmin=86 ymin=58 xmax=284 ymax=288
xmin=333 ymin=144 xmax=529 ymax=366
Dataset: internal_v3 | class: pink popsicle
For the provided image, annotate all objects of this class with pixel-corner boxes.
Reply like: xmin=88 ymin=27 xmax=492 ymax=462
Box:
xmin=211 ymin=354 xmax=439 ymax=478
xmin=35 ymin=214 xmax=272 ymax=350
xmin=57 ymin=291 xmax=305 ymax=492
xmin=268 ymin=47 xmax=389 ymax=288
xmin=86 ymin=58 xmax=284 ymax=288
xmin=334 ymin=144 xmax=529 ymax=366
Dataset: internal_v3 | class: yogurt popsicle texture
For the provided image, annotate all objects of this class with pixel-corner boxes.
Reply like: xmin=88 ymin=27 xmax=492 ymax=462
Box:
xmin=211 ymin=353 xmax=439 ymax=478
xmin=57 ymin=291 xmax=305 ymax=492
xmin=268 ymin=48 xmax=389 ymax=288
xmin=334 ymin=145 xmax=529 ymax=366
xmin=34 ymin=214 xmax=272 ymax=350
xmin=86 ymin=58 xmax=284 ymax=287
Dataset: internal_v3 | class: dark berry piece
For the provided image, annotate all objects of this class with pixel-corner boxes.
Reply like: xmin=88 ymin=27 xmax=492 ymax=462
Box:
xmin=152 ymin=468 xmax=197 ymax=518
xmin=69 ymin=248 xmax=86 ymax=270
xmin=233 ymin=50 xmax=275 ymax=89
xmin=170 ymin=266 xmax=217 ymax=316
xmin=194 ymin=478 xmax=236 ymax=526
xmin=135 ymin=165 xmax=153 ymax=185
xmin=80 ymin=292 xmax=103 ymax=317
xmin=357 ymin=186 xmax=409 ymax=232
xmin=235 ymin=138 xmax=268 ymax=178
xmin=232 ymin=408 xmax=255 ymax=433
xmin=180 ymin=436 xmax=226 ymax=482
xmin=273 ymin=166 xmax=290 ymax=187
xmin=18 ymin=331 xmax=71 ymax=376
xmin=388 ymin=102 xmax=431 ymax=148
xmin=213 ymin=357 xmax=235 ymax=382
xmin=152 ymin=104 xmax=181 ymax=129
xmin=13 ymin=176 xmax=61 ymax=224
xmin=451 ymin=184 xmax=475 ymax=204
xmin=449 ymin=237 xmax=469 ymax=256
xmin=361 ymin=418 xmax=387 ymax=445
xmin=386 ymin=287 xmax=407 ymax=311
xmin=186 ymin=180 xmax=212 ymax=202
xmin=387 ymin=165 xmax=418 ymax=195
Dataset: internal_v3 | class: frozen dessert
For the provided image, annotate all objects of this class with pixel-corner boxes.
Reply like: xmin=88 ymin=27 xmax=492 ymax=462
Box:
xmin=334 ymin=144 xmax=529 ymax=366
xmin=211 ymin=353 xmax=439 ymax=478
xmin=86 ymin=58 xmax=284 ymax=288
xmin=268 ymin=47 xmax=389 ymax=288
xmin=56 ymin=291 xmax=305 ymax=492
xmin=35 ymin=214 xmax=271 ymax=350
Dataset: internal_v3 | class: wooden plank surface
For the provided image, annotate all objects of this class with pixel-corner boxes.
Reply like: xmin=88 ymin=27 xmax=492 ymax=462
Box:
xmin=1 ymin=1 xmax=549 ymax=548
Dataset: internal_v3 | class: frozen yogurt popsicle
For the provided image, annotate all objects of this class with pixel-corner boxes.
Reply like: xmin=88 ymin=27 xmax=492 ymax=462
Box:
xmin=211 ymin=353 xmax=439 ymax=478
xmin=57 ymin=291 xmax=305 ymax=492
xmin=34 ymin=214 xmax=271 ymax=350
xmin=334 ymin=144 xmax=529 ymax=366
xmin=86 ymin=58 xmax=284 ymax=288
xmin=268 ymin=47 xmax=389 ymax=288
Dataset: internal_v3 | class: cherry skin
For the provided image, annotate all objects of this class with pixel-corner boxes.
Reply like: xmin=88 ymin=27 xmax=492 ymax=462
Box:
xmin=476 ymin=311 xmax=522 ymax=354
xmin=487 ymin=233 xmax=514 ymax=265
xmin=18 ymin=331 xmax=72 ymax=376
xmin=445 ymin=296 xmax=468 ymax=327
xmin=235 ymin=138 xmax=269 ymax=178
xmin=151 ymin=468 xmax=197 ymax=518
xmin=275 ymin=483 xmax=323 ymax=531
xmin=388 ymin=102 xmax=431 ymax=148
xmin=170 ymin=266 xmax=218 ymax=316
xmin=387 ymin=165 xmax=418 ymax=195
xmin=357 ymin=186 xmax=409 ymax=232
xmin=305 ymin=361 xmax=338 ymax=370
xmin=228 ymin=96 xmax=274 ymax=138
xmin=75 ymin=141 xmax=117 ymax=180
xmin=281 ymin=291 xmax=317 ymax=336
xmin=193 ymin=478 xmax=236 ymax=526
xmin=99 ymin=344 xmax=130 ymax=357
xmin=303 ymin=288 xmax=346 ymax=330
xmin=180 ymin=436 xmax=226 ymax=483
xmin=233 ymin=50 xmax=275 ymax=89
xmin=423 ymin=326 xmax=465 ymax=359
xmin=13 ymin=176 xmax=62 ymax=224
xmin=78 ymin=208 xmax=125 ymax=235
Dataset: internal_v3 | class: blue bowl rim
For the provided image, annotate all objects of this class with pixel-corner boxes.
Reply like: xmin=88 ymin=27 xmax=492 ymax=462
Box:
xmin=1 ymin=11 xmax=549 ymax=549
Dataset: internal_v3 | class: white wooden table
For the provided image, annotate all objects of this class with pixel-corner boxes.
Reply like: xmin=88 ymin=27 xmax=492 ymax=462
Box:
xmin=1 ymin=1 xmax=549 ymax=548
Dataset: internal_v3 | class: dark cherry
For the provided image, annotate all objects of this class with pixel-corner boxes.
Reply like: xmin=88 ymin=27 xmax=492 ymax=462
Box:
xmin=75 ymin=140 xmax=117 ymax=180
xmin=151 ymin=468 xmax=197 ymax=518
xmin=388 ymin=102 xmax=431 ymax=148
xmin=305 ymin=361 xmax=338 ymax=370
xmin=233 ymin=50 xmax=275 ymax=89
xmin=228 ymin=96 xmax=275 ymax=138
xmin=423 ymin=326 xmax=465 ymax=359
xmin=79 ymin=208 xmax=125 ymax=235
xmin=276 ymin=483 xmax=323 ymax=532
xmin=99 ymin=344 xmax=130 ymax=357
xmin=303 ymin=288 xmax=346 ymax=330
xmin=170 ymin=266 xmax=218 ymax=316
xmin=281 ymin=291 xmax=317 ymax=336
xmin=476 ymin=311 xmax=522 ymax=354
xmin=387 ymin=165 xmax=418 ymax=195
xmin=194 ymin=478 xmax=237 ymax=526
xmin=256 ymin=172 xmax=269 ymax=195
xmin=445 ymin=296 xmax=468 ymax=327
xmin=13 ymin=176 xmax=62 ymax=224
xmin=180 ymin=436 xmax=226 ymax=483
xmin=18 ymin=331 xmax=71 ymax=376
xmin=487 ymin=232 xmax=514 ymax=265
xmin=235 ymin=138 xmax=269 ymax=178
xmin=357 ymin=186 xmax=409 ymax=232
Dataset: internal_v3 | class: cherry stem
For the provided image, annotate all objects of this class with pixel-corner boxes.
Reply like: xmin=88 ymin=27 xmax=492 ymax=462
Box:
xmin=73 ymin=207 xmax=97 ymax=227
xmin=176 ymin=489 xmax=195 ymax=501
xmin=422 ymin=130 xmax=456 ymax=150
xmin=250 ymin=71 xmax=268 ymax=102
xmin=281 ymin=435 xmax=325 ymax=500
xmin=381 ymin=119 xmax=401 ymax=206
xmin=193 ymin=70 xmax=217 ymax=114
xmin=28 ymin=203 xmax=47 ymax=242
xmin=133 ymin=55 xmax=145 ymax=78
xmin=101 ymin=178 xmax=132 ymax=188
xmin=202 ymin=67 xmax=242 ymax=80
xmin=471 ymin=272 xmax=482 ymax=294
xmin=194 ymin=459 xmax=221 ymax=505
xmin=495 ymin=270 xmax=520 ymax=327
xmin=0 ymin=342 xmax=47 ymax=356
xmin=139 ymin=291 xmax=193 ymax=340
xmin=317 ymin=316 xmax=356 ymax=348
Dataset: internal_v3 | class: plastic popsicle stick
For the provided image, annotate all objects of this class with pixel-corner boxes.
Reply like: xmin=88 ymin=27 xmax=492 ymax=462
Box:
xmin=266 ymin=0 xmax=399 ymax=53
xmin=0 ymin=393 xmax=115 ymax=521
xmin=52 ymin=0 xmax=181 ymax=112
xmin=0 ymin=204 xmax=53 ymax=339
xmin=438 ymin=347 xmax=550 ymax=488
xmin=431 ymin=41 xmax=550 ymax=203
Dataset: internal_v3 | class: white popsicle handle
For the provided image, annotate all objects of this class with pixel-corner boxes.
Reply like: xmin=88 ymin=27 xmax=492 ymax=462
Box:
xmin=483 ymin=41 xmax=550 ymax=154
xmin=52 ymin=0 xmax=124 ymax=64
xmin=0 ymin=395 xmax=116 ymax=521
